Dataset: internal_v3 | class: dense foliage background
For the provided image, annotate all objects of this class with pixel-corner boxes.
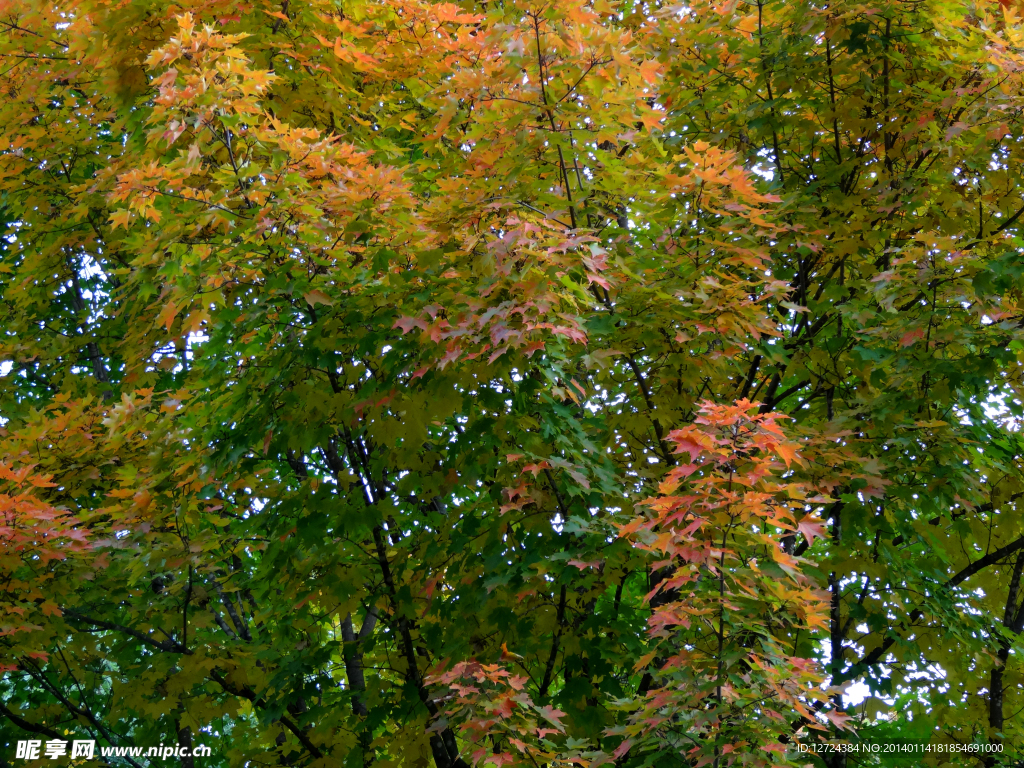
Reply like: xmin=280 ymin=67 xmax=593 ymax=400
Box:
xmin=2 ymin=0 xmax=1024 ymax=765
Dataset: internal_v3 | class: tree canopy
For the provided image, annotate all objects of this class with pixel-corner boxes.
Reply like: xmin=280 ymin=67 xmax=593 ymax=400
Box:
xmin=2 ymin=0 xmax=1024 ymax=765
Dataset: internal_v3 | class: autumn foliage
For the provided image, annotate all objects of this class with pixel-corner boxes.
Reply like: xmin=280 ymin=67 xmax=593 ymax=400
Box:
xmin=3 ymin=0 xmax=1024 ymax=765
xmin=615 ymin=403 xmax=832 ymax=765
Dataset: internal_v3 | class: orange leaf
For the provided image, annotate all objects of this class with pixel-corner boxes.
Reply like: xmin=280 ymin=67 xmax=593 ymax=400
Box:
xmin=157 ymin=300 xmax=179 ymax=331
xmin=639 ymin=59 xmax=662 ymax=84
xmin=774 ymin=441 xmax=802 ymax=467
xmin=304 ymin=289 xmax=334 ymax=308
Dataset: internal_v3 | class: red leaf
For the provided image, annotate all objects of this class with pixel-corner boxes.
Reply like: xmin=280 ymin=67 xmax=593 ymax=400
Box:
xmin=796 ymin=516 xmax=827 ymax=546
xmin=493 ymin=696 xmax=515 ymax=718
xmin=523 ymin=340 xmax=546 ymax=358
xmin=901 ymin=328 xmax=925 ymax=347
xmin=825 ymin=709 xmax=853 ymax=730
xmin=668 ymin=434 xmax=704 ymax=462
xmin=393 ymin=316 xmax=423 ymax=334
xmin=613 ymin=739 xmax=633 ymax=759
xmin=538 ymin=705 xmax=566 ymax=729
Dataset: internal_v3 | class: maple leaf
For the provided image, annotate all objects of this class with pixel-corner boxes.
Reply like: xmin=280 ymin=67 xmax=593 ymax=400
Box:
xmin=735 ymin=14 xmax=759 ymax=40
xmin=613 ymin=739 xmax=633 ymax=759
xmin=796 ymin=516 xmax=827 ymax=546
xmin=567 ymin=558 xmax=603 ymax=570
xmin=523 ymin=340 xmax=546 ymax=358
xmin=633 ymin=651 xmax=657 ymax=671
xmin=304 ymin=289 xmax=334 ymax=307
xmin=900 ymin=327 xmax=925 ymax=347
xmin=108 ymin=209 xmax=132 ymax=229
xmin=156 ymin=300 xmax=180 ymax=331
xmin=504 ymin=481 xmax=529 ymax=501
xmin=639 ymin=60 xmax=662 ymax=84
xmin=824 ymin=710 xmax=853 ymax=731
xmin=393 ymin=316 xmax=424 ymax=334
xmin=637 ymin=107 xmax=664 ymax=133
xmin=774 ymin=440 xmax=802 ymax=467
xmin=668 ymin=434 xmax=705 ymax=462
xmin=567 ymin=468 xmax=590 ymax=489
xmin=485 ymin=694 xmax=516 ymax=719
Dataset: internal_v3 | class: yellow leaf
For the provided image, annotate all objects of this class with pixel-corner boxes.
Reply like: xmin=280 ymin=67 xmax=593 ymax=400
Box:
xmin=108 ymin=209 xmax=132 ymax=230
xmin=304 ymin=289 xmax=334 ymax=307
xmin=736 ymin=14 xmax=759 ymax=34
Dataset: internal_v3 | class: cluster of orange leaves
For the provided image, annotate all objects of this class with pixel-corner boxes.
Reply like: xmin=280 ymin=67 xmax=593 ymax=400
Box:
xmin=427 ymin=653 xmax=595 ymax=768
xmin=0 ymin=456 xmax=89 ymax=663
xmin=611 ymin=401 xmax=835 ymax=765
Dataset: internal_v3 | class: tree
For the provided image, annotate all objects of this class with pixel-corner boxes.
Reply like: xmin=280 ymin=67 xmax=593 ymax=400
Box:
xmin=1 ymin=0 xmax=1023 ymax=765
